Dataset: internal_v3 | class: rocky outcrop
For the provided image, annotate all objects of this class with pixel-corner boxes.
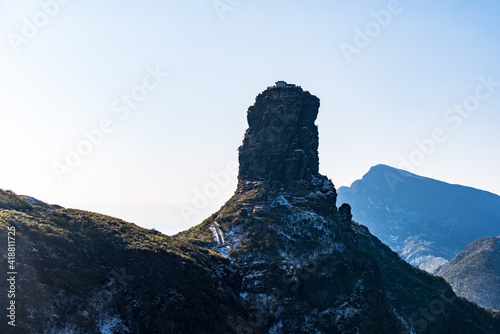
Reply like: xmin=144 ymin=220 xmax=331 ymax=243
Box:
xmin=179 ymin=83 xmax=500 ymax=333
xmin=339 ymin=203 xmax=353 ymax=223
xmin=238 ymin=82 xmax=320 ymax=184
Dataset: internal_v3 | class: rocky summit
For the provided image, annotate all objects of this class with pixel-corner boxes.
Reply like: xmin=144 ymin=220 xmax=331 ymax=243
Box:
xmin=179 ymin=82 xmax=500 ymax=333
xmin=238 ymin=82 xmax=320 ymax=183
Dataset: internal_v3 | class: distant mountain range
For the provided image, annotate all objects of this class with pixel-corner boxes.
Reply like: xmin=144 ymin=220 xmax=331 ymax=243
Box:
xmin=337 ymin=164 xmax=500 ymax=272
xmin=436 ymin=236 xmax=500 ymax=310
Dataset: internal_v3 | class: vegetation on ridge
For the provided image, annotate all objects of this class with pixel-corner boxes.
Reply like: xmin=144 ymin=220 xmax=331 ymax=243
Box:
xmin=0 ymin=190 xmax=244 ymax=333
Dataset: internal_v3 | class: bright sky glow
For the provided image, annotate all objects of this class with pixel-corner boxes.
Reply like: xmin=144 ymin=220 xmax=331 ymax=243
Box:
xmin=1 ymin=0 xmax=499 ymax=234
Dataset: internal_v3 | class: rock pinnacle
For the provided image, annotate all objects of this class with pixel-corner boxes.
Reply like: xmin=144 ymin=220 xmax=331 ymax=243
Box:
xmin=238 ymin=81 xmax=321 ymax=183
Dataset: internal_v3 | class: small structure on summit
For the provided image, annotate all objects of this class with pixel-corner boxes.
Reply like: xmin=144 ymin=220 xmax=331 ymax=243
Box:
xmin=267 ymin=81 xmax=301 ymax=89
xmin=276 ymin=81 xmax=287 ymax=88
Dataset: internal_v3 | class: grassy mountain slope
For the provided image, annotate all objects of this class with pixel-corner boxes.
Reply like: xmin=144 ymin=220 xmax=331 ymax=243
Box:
xmin=0 ymin=190 xmax=245 ymax=333
xmin=436 ymin=236 xmax=500 ymax=310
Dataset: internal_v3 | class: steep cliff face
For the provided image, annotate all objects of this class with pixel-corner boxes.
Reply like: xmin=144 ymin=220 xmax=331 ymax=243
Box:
xmin=436 ymin=237 xmax=500 ymax=310
xmin=179 ymin=83 xmax=500 ymax=333
xmin=238 ymin=85 xmax=320 ymax=183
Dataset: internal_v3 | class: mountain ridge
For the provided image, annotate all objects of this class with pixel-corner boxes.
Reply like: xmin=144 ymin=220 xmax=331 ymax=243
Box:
xmin=436 ymin=236 xmax=500 ymax=310
xmin=179 ymin=83 xmax=500 ymax=333
xmin=0 ymin=190 xmax=247 ymax=333
xmin=2 ymin=83 xmax=500 ymax=333
xmin=337 ymin=164 xmax=500 ymax=272
xmin=340 ymin=163 xmax=500 ymax=197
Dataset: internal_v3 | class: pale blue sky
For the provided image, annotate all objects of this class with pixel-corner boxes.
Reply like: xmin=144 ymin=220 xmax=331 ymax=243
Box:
xmin=1 ymin=0 xmax=499 ymax=234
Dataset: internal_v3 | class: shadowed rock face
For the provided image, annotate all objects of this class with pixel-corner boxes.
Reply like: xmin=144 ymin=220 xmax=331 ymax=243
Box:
xmin=179 ymin=83 xmax=500 ymax=333
xmin=339 ymin=203 xmax=353 ymax=223
xmin=238 ymin=85 xmax=320 ymax=183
